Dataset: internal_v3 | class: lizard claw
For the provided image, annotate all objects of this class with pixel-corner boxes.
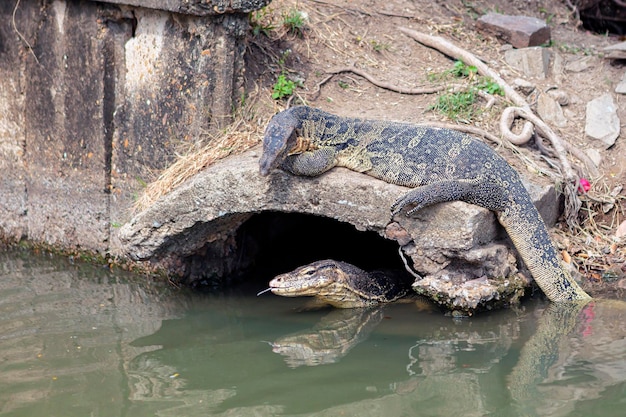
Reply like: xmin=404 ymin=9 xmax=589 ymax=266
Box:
xmin=391 ymin=201 xmax=419 ymax=217
xmin=392 ymin=187 xmax=433 ymax=217
xmin=405 ymin=206 xmax=421 ymax=216
xmin=390 ymin=200 xmax=405 ymax=216
xmin=392 ymin=193 xmax=422 ymax=217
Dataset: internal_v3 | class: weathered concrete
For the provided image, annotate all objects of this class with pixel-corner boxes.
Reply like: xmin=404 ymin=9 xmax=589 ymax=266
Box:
xmin=120 ymin=147 xmax=563 ymax=312
xmin=476 ymin=13 xmax=550 ymax=48
xmin=0 ymin=0 xmax=268 ymax=253
xmin=98 ymin=0 xmax=270 ymax=15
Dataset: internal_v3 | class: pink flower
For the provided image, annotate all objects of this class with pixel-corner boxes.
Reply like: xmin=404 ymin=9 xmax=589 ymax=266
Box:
xmin=578 ymin=178 xmax=591 ymax=193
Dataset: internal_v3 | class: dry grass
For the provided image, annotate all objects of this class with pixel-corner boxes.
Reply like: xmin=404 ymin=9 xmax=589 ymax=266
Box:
xmin=554 ymin=182 xmax=626 ymax=288
xmin=133 ymin=127 xmax=257 ymax=212
xmin=133 ymin=90 xmax=278 ymax=212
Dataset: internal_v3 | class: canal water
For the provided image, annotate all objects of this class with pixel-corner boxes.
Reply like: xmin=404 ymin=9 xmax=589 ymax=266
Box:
xmin=1 ymin=249 xmax=625 ymax=417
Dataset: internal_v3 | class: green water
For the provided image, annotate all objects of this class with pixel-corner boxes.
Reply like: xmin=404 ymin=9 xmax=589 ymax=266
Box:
xmin=1 ymin=250 xmax=626 ymax=416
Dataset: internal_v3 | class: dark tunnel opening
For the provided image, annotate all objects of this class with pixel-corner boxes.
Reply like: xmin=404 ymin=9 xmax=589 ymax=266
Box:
xmin=185 ymin=211 xmax=414 ymax=291
xmin=239 ymin=211 xmax=405 ymax=277
xmin=579 ymin=1 xmax=626 ymax=36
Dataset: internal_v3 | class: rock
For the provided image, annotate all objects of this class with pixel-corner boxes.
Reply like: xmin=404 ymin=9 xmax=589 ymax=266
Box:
xmin=392 ymin=202 xmax=499 ymax=276
xmin=585 ymin=148 xmax=603 ymax=167
xmin=552 ymin=52 xmax=564 ymax=83
xmin=476 ymin=13 xmax=550 ymax=48
xmin=616 ymin=71 xmax=626 ymax=94
xmin=513 ymin=78 xmax=536 ymax=95
xmin=0 ymin=0 xmax=270 ymax=255
xmin=119 ymin=147 xmax=563 ymax=312
xmin=585 ymin=93 xmax=621 ymax=148
xmin=565 ymin=56 xmax=594 ymax=73
xmin=617 ymin=220 xmax=626 ymax=239
xmin=603 ymin=40 xmax=626 ymax=59
xmin=384 ymin=222 xmax=412 ymax=246
xmin=504 ymin=47 xmax=551 ymax=79
xmin=547 ymin=90 xmax=569 ymax=106
xmin=537 ymin=93 xmax=568 ymax=128
xmin=523 ymin=179 xmax=564 ymax=229
xmin=412 ymin=269 xmax=527 ymax=313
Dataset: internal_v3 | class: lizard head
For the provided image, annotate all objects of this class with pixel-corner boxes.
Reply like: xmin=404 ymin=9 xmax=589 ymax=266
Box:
xmin=268 ymin=260 xmax=379 ymax=308
xmin=259 ymin=108 xmax=301 ymax=176
xmin=269 ymin=260 xmax=339 ymax=297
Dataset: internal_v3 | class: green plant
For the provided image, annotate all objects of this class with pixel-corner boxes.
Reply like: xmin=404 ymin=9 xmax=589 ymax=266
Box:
xmin=429 ymin=89 xmax=477 ymax=121
xmin=555 ymin=42 xmax=594 ymax=56
xmin=249 ymin=7 xmax=275 ymax=37
xmin=450 ymin=60 xmax=478 ymax=78
xmin=135 ymin=176 xmax=147 ymax=188
xmin=426 ymin=61 xmax=474 ymax=82
xmin=271 ymin=49 xmax=301 ymax=100
xmin=461 ymin=0 xmax=481 ymax=19
xmin=428 ymin=60 xmax=504 ymax=121
xmin=272 ymin=74 xmax=297 ymax=99
xmin=476 ymin=76 xmax=503 ymax=96
xmin=337 ymin=80 xmax=350 ymax=89
xmin=282 ymin=8 xmax=306 ymax=36
xmin=370 ymin=39 xmax=390 ymax=52
xmin=277 ymin=49 xmax=291 ymax=67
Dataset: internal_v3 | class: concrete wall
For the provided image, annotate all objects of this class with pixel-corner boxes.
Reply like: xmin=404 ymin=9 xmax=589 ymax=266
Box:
xmin=0 ymin=0 xmax=268 ymax=254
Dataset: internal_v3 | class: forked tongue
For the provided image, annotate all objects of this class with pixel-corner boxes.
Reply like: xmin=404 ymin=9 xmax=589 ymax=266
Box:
xmin=257 ymin=288 xmax=272 ymax=296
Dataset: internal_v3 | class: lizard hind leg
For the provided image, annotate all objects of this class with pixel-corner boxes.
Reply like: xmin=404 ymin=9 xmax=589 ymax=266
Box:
xmin=391 ymin=178 xmax=508 ymax=216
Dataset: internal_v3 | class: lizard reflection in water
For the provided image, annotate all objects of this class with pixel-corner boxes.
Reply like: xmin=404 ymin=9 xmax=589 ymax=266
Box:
xmin=269 ymin=308 xmax=385 ymax=368
xmin=266 ymin=295 xmax=626 ymax=415
xmin=508 ymin=299 xmax=626 ymax=416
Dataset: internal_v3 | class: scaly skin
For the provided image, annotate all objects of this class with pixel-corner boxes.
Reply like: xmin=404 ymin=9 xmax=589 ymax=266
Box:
xmin=269 ymin=260 xmax=410 ymax=308
xmin=259 ymin=106 xmax=591 ymax=303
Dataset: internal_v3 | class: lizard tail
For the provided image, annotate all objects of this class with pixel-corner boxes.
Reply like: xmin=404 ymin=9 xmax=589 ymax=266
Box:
xmin=498 ymin=199 xmax=591 ymax=302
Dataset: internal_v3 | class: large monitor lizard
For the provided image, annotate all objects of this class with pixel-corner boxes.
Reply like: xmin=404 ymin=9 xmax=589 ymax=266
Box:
xmin=259 ymin=106 xmax=591 ymax=303
xmin=266 ymin=259 xmax=412 ymax=308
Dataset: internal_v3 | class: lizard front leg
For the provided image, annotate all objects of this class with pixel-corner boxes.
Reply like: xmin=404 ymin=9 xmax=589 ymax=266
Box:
xmin=392 ymin=178 xmax=508 ymax=216
xmin=281 ymin=147 xmax=339 ymax=177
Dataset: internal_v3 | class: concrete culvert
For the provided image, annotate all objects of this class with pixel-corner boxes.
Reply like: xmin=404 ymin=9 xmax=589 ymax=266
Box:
xmin=184 ymin=211 xmax=409 ymax=289
xmin=120 ymin=147 xmax=563 ymax=313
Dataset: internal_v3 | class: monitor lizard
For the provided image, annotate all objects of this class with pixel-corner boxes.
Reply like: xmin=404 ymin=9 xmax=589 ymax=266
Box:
xmin=258 ymin=106 xmax=591 ymax=303
xmin=266 ymin=259 xmax=412 ymax=308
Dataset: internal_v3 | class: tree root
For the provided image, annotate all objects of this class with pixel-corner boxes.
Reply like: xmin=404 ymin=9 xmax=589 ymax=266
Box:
xmin=399 ymin=247 xmax=422 ymax=280
xmin=326 ymin=66 xmax=447 ymax=95
xmin=500 ymin=107 xmax=599 ymax=178
xmin=419 ymin=122 xmax=504 ymax=146
xmin=398 ymin=27 xmax=530 ymax=108
xmin=398 ymin=26 xmax=592 ymax=229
